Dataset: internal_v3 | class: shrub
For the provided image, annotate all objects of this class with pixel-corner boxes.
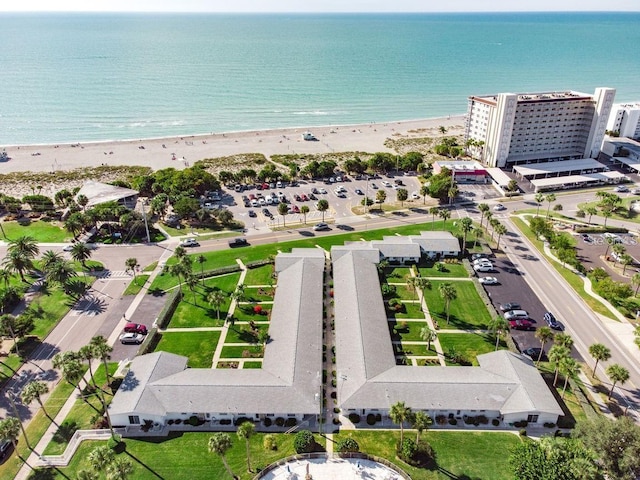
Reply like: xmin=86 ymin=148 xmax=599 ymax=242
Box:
xmin=519 ymin=429 xmax=527 ymax=436
xmin=435 ymin=262 xmax=446 ymax=272
xmin=513 ymin=420 xmax=528 ymax=428
xmin=366 ymin=413 xmax=377 ymax=425
xmin=174 ymin=419 xmax=182 ymax=425
xmin=544 ymin=422 xmax=556 ymax=428
xmin=219 ymin=419 xmax=231 ymax=425
xmin=234 ymin=416 xmax=251 ymax=426
xmin=188 ymin=416 xmax=200 ymax=426
xmin=263 ymin=434 xmax=277 ymax=451
xmin=348 ymin=413 xmax=361 ymax=424
xmin=107 ymin=434 xmax=122 ymax=450
xmin=553 ymin=204 xmax=563 ymax=211
xmin=337 ymin=437 xmax=360 ymax=453
xmin=263 ymin=417 xmax=272 ymax=427
xmin=448 ymin=418 xmax=457 ymax=426
xmin=492 ymin=419 xmax=500 ymax=426
xmin=275 ymin=417 xmax=285 ymax=427
xmin=436 ymin=415 xmax=447 ymax=425
xmin=284 ymin=418 xmax=297 ymax=427
xmin=294 ymin=430 xmax=316 ymax=454
xmin=156 ymin=289 xmax=182 ymax=329
xmin=398 ymin=438 xmax=418 ymax=461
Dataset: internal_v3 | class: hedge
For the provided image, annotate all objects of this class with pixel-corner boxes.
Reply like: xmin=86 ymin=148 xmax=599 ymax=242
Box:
xmin=245 ymin=259 xmax=275 ymax=269
xmin=156 ymin=289 xmax=183 ymax=329
xmin=193 ymin=264 xmax=241 ymax=279
xmin=575 ymin=226 xmax=629 ymax=234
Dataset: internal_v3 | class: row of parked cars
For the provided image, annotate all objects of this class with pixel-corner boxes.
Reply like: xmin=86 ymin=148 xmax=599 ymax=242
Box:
xmin=119 ymin=322 xmax=148 ymax=345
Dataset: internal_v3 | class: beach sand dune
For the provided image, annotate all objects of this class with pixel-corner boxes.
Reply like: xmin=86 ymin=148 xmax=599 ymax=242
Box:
xmin=1 ymin=116 xmax=464 ymax=176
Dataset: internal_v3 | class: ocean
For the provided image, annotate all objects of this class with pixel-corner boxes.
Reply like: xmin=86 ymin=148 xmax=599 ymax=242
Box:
xmin=1 ymin=12 xmax=640 ymax=145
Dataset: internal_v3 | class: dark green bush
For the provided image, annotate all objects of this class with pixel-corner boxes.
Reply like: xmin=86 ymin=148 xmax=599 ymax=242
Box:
xmin=337 ymin=437 xmax=360 ymax=453
xmin=348 ymin=413 xmax=361 ymax=424
xmin=294 ymin=430 xmax=316 ymax=454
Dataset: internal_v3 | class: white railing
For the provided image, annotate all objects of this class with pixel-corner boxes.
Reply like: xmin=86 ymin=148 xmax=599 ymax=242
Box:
xmin=34 ymin=429 xmax=123 ymax=467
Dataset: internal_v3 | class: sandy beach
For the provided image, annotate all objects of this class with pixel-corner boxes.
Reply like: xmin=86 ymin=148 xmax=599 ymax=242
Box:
xmin=1 ymin=116 xmax=464 ymax=174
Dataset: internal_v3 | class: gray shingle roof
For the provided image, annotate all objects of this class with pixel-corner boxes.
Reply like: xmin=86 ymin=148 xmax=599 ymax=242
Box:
xmin=409 ymin=231 xmax=460 ymax=254
xmin=76 ymin=180 xmax=139 ymax=208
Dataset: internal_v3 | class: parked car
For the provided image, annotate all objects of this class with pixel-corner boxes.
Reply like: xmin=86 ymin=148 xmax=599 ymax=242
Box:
xmin=499 ymin=302 xmax=521 ymax=312
xmin=410 ymin=191 xmax=421 ymax=199
xmin=580 ymin=233 xmax=593 ymax=242
xmin=120 ymin=332 xmax=144 ymax=345
xmin=381 ymin=181 xmax=392 ymax=187
xmin=471 ymin=253 xmax=489 ymax=261
xmin=124 ymin=322 xmax=148 ymax=335
xmin=355 ymin=188 xmax=364 ymax=195
xmin=614 ymin=185 xmax=629 ymax=193
xmin=262 ymin=208 xmax=272 ymax=217
xmin=311 ymin=187 xmax=319 ymax=194
xmin=473 ymin=258 xmax=493 ymax=265
xmin=522 ymin=347 xmax=547 ymax=362
xmin=371 ymin=183 xmax=378 ymax=189
xmin=603 ymin=232 xmax=623 ymax=244
xmin=632 ymin=188 xmax=640 ymax=195
xmin=493 ymin=203 xmax=506 ymax=211
xmin=543 ymin=311 xmax=564 ymax=330
xmin=180 ymin=238 xmax=199 ymax=247
xmin=228 ymin=238 xmax=249 ymax=248
xmin=504 ymin=309 xmax=529 ymax=321
xmin=479 ymin=276 xmax=499 ymax=285
xmin=313 ymin=222 xmax=330 ymax=231
xmin=290 ymin=205 xmax=300 ymax=213
xmin=318 ymin=188 xmax=328 ymax=194
xmin=0 ymin=440 xmax=13 ymax=462
xmin=509 ymin=319 xmax=535 ymax=331
xmin=473 ymin=264 xmax=494 ymax=272
xmin=248 ymin=210 xmax=257 ymax=217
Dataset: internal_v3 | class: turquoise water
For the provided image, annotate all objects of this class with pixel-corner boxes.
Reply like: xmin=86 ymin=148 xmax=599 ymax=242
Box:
xmin=1 ymin=12 xmax=640 ymax=145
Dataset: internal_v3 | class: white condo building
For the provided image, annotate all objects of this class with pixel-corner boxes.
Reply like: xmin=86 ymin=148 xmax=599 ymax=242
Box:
xmin=465 ymin=88 xmax=616 ymax=168
xmin=607 ymin=103 xmax=640 ymax=140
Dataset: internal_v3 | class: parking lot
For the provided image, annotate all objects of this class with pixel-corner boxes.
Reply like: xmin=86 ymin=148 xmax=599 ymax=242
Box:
xmin=574 ymin=232 xmax=640 ymax=283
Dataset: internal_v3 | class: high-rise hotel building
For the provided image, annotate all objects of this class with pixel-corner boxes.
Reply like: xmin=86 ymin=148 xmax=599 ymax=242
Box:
xmin=607 ymin=103 xmax=640 ymax=141
xmin=464 ymin=88 xmax=616 ymax=168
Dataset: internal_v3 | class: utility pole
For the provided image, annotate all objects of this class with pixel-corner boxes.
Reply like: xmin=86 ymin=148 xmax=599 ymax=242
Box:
xmin=140 ymin=198 xmax=151 ymax=243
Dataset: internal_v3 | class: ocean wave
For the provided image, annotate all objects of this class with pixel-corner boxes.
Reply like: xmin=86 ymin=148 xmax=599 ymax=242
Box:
xmin=292 ymin=111 xmax=347 ymax=116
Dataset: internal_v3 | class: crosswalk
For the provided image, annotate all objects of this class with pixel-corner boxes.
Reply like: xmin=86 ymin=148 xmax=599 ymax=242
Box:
xmin=91 ymin=270 xmax=132 ymax=279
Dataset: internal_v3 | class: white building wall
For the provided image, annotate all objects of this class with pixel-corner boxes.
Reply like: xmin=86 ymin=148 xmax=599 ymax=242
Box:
xmin=607 ymin=103 xmax=640 ymax=140
xmin=586 ymin=87 xmax=616 ymax=157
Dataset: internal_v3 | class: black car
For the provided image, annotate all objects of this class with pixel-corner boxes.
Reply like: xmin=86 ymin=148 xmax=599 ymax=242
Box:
xmin=262 ymin=208 xmax=272 ymax=217
xmin=228 ymin=238 xmax=249 ymax=248
xmin=248 ymin=210 xmax=257 ymax=217
xmin=499 ymin=302 xmax=521 ymax=312
xmin=522 ymin=347 xmax=548 ymax=362
xmin=544 ymin=311 xmax=564 ymax=330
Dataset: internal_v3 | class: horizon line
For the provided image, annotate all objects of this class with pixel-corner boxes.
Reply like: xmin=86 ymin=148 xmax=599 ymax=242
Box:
xmin=1 ymin=10 xmax=639 ymax=14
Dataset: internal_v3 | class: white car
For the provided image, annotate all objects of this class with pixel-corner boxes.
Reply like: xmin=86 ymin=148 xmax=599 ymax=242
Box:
xmin=474 ymin=263 xmax=494 ymax=272
xmin=180 ymin=238 xmax=199 ymax=247
xmin=479 ymin=276 xmax=499 ymax=285
xmin=318 ymin=188 xmax=328 ymax=194
xmin=614 ymin=185 xmax=629 ymax=193
xmin=473 ymin=258 xmax=492 ymax=265
xmin=381 ymin=181 xmax=392 ymax=187
xmin=493 ymin=203 xmax=506 ymax=211
xmin=410 ymin=192 xmax=421 ymax=199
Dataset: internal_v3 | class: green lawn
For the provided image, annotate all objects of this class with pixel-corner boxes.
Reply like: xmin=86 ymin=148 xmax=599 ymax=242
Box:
xmin=220 ymin=345 xmax=263 ymax=359
xmin=155 ymin=331 xmax=220 ymax=368
xmin=397 ymin=344 xmax=438 ymax=356
xmin=438 ymin=333 xmax=505 ymax=366
xmin=233 ymin=307 xmax=272 ymax=322
xmin=48 ymin=432 xmax=297 ymax=480
xmin=578 ymin=197 xmax=640 ymax=224
xmin=384 ymin=266 xmax=414 ymax=280
xmin=390 ymin=302 xmax=424 ymax=319
xmin=423 ymin=280 xmax=491 ymax=330
xmin=242 ymin=287 xmax=274 ymax=302
xmin=123 ymin=274 xmax=150 ymax=295
xmin=225 ymin=325 xmax=268 ymax=344
xmin=243 ymin=265 xmax=276 ymax=286
xmin=331 ymin=430 xmax=520 ymax=480
xmin=0 ymin=220 xmax=72 ymax=242
xmin=242 ymin=361 xmax=263 ymax=369
xmin=385 ymin=282 xmax=420 ymax=301
xmin=389 ymin=320 xmax=430 ymax=342
xmin=418 ymin=260 xmax=468 ymax=278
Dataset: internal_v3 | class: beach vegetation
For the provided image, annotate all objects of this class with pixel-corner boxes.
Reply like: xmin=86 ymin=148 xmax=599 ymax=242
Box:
xmin=426 ymin=167 xmax=455 ymax=201
xmin=433 ymin=137 xmax=464 ymax=158
xmin=368 ymin=152 xmax=395 ymax=173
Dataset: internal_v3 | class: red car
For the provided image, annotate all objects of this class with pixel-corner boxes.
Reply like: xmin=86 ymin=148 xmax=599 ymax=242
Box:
xmin=300 ymin=194 xmax=309 ymax=201
xmin=290 ymin=205 xmax=300 ymax=214
xmin=509 ymin=319 xmax=535 ymax=331
xmin=124 ymin=322 xmax=148 ymax=335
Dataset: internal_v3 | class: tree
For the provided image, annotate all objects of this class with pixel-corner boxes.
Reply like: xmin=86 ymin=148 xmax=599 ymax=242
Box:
xmin=317 ymin=199 xmax=329 ymax=221
xmin=420 ymin=184 xmax=429 ymax=205
xmin=414 ymin=276 xmax=431 ymax=301
xmin=237 ymin=421 xmax=255 ymax=472
xmin=209 ymin=433 xmax=235 ymax=479
xmin=429 ymin=206 xmax=439 ymax=226
xmin=376 ymin=189 xmax=387 ymax=209
xmin=125 ymin=258 xmax=139 ymax=284
xmin=0 ymin=417 xmax=21 ymax=457
xmin=621 ymin=253 xmax=633 ymax=274
xmin=396 ymin=188 xmax=408 ymax=206
xmin=534 ymin=326 xmax=554 ymax=364
xmin=494 ymin=223 xmax=507 ymax=249
xmin=606 ymin=363 xmax=630 ymax=398
xmin=412 ymin=411 xmax=432 ymax=443
xmin=632 ymin=273 xmax=640 ymax=296
xmin=545 ymin=193 xmax=556 ymax=218
xmin=76 ymin=193 xmax=89 ymax=211
xmin=389 ymin=401 xmax=412 ymax=444
xmin=419 ymin=326 xmax=437 ymax=351
xmin=588 ymin=343 xmax=611 ymax=377
xmin=52 ymin=353 xmax=87 ymax=403
xmin=559 ymin=357 xmax=580 ymax=399
xmin=574 ymin=416 xmax=640 ymax=480
xmin=438 ymin=282 xmax=457 ymax=324
xmin=477 ymin=203 xmax=490 ymax=228
xmin=534 ymin=193 xmax=545 ymax=216
xmin=169 ymin=261 xmax=188 ymax=294
xmin=472 ymin=226 xmax=483 ymax=248
xmin=277 ymin=202 xmax=288 ymax=227
xmin=300 ymin=205 xmax=310 ymax=224
xmin=2 ymin=249 xmax=34 ymax=283
xmin=488 ymin=316 xmax=509 ymax=351
xmin=548 ymin=345 xmax=570 ymax=386
xmin=90 ymin=336 xmax=113 ymax=385
xmin=106 ymin=456 xmax=134 ymax=480
xmin=88 ymin=444 xmax=115 ymax=471
xmin=71 ymin=242 xmax=93 ymax=271
xmin=45 ymin=258 xmax=77 ymax=288
xmin=336 ymin=437 xmax=360 ymax=453
xmin=40 ymin=250 xmax=64 ymax=273
xmin=208 ymin=290 xmax=225 ymax=322
xmin=8 ymin=236 xmax=39 ymax=259
xmin=77 ymin=470 xmax=100 ymax=480
xmin=438 ymin=208 xmax=451 ymax=229
xmin=459 ymin=217 xmax=473 ymax=251
xmin=293 ymin=430 xmax=316 ymax=454
xmin=555 ymin=332 xmax=574 ymax=349
xmin=405 ymin=275 xmax=418 ymax=301
xmin=185 ymin=273 xmax=199 ymax=305
xmin=584 ymin=205 xmax=598 ymax=224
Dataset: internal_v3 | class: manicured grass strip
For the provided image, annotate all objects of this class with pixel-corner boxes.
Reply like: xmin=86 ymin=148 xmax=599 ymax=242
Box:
xmin=418 ymin=260 xmax=468 ymax=278
xmin=391 ymin=302 xmax=424 ymax=319
xmin=511 ymin=217 xmax=616 ymax=320
xmin=241 ymin=288 xmax=274 ymax=302
xmin=233 ymin=308 xmax=271 ymax=322
xmin=423 ymin=280 xmax=491 ymax=330
xmin=331 ymin=430 xmax=520 ymax=480
xmin=389 ymin=320 xmax=429 ymax=342
xmin=243 ymin=264 xmax=276 ymax=286
xmin=0 ymin=220 xmax=72 ymax=243
xmin=438 ymin=332 xmax=505 ymax=366
xmin=242 ymin=361 xmax=263 ymax=369
xmin=225 ymin=325 xmax=269 ymax=344
xmin=397 ymin=344 xmax=438 ymax=356
xmin=54 ymin=432 xmax=297 ymax=479
xmin=155 ymin=331 xmax=220 ymax=368
xmin=123 ymin=275 xmax=150 ymax=295
xmin=220 ymin=345 xmax=263 ymax=359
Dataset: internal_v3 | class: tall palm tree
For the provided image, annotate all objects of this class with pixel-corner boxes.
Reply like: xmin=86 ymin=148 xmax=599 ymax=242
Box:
xmin=185 ymin=273 xmax=199 ymax=305
xmin=78 ymin=344 xmax=97 ymax=387
xmin=632 ymin=273 xmax=640 ymax=296
xmin=555 ymin=332 xmax=574 ymax=349
xmin=169 ymin=262 xmax=187 ymax=294
xmin=584 ymin=205 xmax=598 ymax=225
xmin=0 ymin=268 xmax=11 ymax=289
xmin=125 ymin=258 xmax=139 ymax=284
xmin=606 ymin=364 xmax=629 ymax=399
xmin=459 ymin=217 xmax=473 ymax=252
xmin=2 ymin=249 xmax=34 ymax=283
xmin=477 ymin=203 xmax=490 ymax=228
xmin=21 ymin=380 xmax=51 ymax=420
xmin=535 ymin=326 xmax=554 ymax=364
xmin=534 ymin=193 xmax=545 ymax=216
xmin=53 ymin=353 xmax=87 ymax=403
xmin=106 ymin=456 xmax=134 ymax=480
xmin=414 ymin=277 xmax=432 ymax=301
xmin=438 ymin=209 xmax=451 ymax=229
xmin=405 ymin=275 xmax=418 ymax=301
xmin=237 ymin=421 xmax=256 ymax=472
xmin=300 ymin=205 xmax=310 ymax=224
xmin=45 ymin=259 xmax=77 ymax=288
xmin=317 ymin=199 xmax=329 ymax=222
xmin=209 ymin=433 xmax=235 ymax=479
xmin=71 ymin=242 xmax=93 ymax=271
xmin=0 ymin=417 xmax=22 ymax=458
xmin=208 ymin=290 xmax=226 ymax=322
xmin=419 ymin=326 xmax=437 ymax=351
xmin=8 ymin=236 xmax=39 ymax=259
xmin=559 ymin=357 xmax=580 ymax=399
xmin=389 ymin=401 xmax=412 ymax=444
xmin=494 ymin=223 xmax=508 ymax=250
xmin=277 ymin=202 xmax=288 ymax=227
xmin=545 ymin=193 xmax=556 ymax=218
xmin=548 ymin=345 xmax=571 ymax=386
xmin=488 ymin=316 xmax=509 ymax=351
xmin=412 ymin=411 xmax=433 ymax=444
xmin=472 ymin=227 xmax=483 ymax=248
xmin=438 ymin=282 xmax=457 ymax=325
xmin=90 ymin=336 xmax=113 ymax=385
xmin=0 ymin=314 xmax=21 ymax=356
xmin=429 ymin=206 xmax=439 ymax=227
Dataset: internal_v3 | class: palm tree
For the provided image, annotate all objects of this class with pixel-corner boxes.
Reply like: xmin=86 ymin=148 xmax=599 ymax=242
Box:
xmin=555 ymin=332 xmax=574 ymax=349
xmin=125 ymin=258 xmax=139 ymax=284
xmin=277 ymin=202 xmax=288 ymax=227
xmin=488 ymin=316 xmax=509 ymax=351
xmin=389 ymin=401 xmax=412 ymax=444
xmin=45 ymin=259 xmax=77 ymax=288
xmin=545 ymin=193 xmax=556 ymax=218
xmin=459 ymin=217 xmax=473 ymax=252
xmin=414 ymin=276 xmax=432 ymax=301
xmin=185 ymin=273 xmax=199 ymax=305
xmin=78 ymin=344 xmax=97 ymax=387
xmin=559 ymin=357 xmax=580 ymax=399
xmin=494 ymin=223 xmax=507 ymax=250
xmin=535 ymin=327 xmax=554 ymax=364
xmin=0 ymin=417 xmax=21 ymax=458
xmin=209 ymin=433 xmax=235 ymax=479
xmin=40 ymin=250 xmax=64 ymax=272
xmin=0 ymin=314 xmax=21 ymax=356
xmin=633 ymin=273 xmax=640 ymax=296
xmin=196 ymin=254 xmax=207 ymax=286
xmin=412 ymin=411 xmax=433 ymax=444
xmin=406 ymin=275 xmax=418 ymax=301
xmin=88 ymin=444 xmax=115 ymax=471
xmin=548 ymin=345 xmax=571 ymax=386
xmin=472 ymin=227 xmax=483 ymax=248
xmin=208 ymin=290 xmax=226 ymax=322
xmin=317 ymin=199 xmax=329 ymax=221
xmin=300 ymin=205 xmax=310 ymax=224
xmin=584 ymin=205 xmax=598 ymax=225
xmin=429 ymin=206 xmax=439 ymax=227
xmin=8 ymin=236 xmax=39 ymax=259
xmin=621 ymin=254 xmax=633 ymax=274
xmin=438 ymin=282 xmax=457 ymax=324
xmin=77 ymin=470 xmax=100 ymax=480
xmin=419 ymin=326 xmax=437 ymax=351
xmin=76 ymin=194 xmax=89 ymax=211
xmin=438 ymin=208 xmax=451 ymax=229
xmin=420 ymin=184 xmax=429 ymax=205
xmin=237 ymin=421 xmax=255 ymax=472
xmin=53 ymin=353 xmax=87 ymax=403
xmin=588 ymin=343 xmax=611 ymax=377
xmin=169 ymin=262 xmax=187 ymax=294
xmin=106 ymin=456 xmax=134 ymax=480
xmin=90 ymin=336 xmax=113 ymax=385
xmin=0 ymin=268 xmax=10 ymax=289
xmin=71 ymin=242 xmax=93 ymax=271
xmin=477 ymin=203 xmax=490 ymax=228
xmin=534 ymin=193 xmax=545 ymax=216
xmin=376 ymin=190 xmax=387 ymax=209
xmin=21 ymin=380 xmax=52 ymax=421
xmin=606 ymin=364 xmax=629 ymax=398
xmin=174 ymin=245 xmax=187 ymax=260
xmin=2 ymin=249 xmax=34 ymax=282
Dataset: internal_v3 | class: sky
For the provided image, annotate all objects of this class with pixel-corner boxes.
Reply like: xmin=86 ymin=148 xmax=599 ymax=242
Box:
xmin=1 ymin=0 xmax=639 ymax=12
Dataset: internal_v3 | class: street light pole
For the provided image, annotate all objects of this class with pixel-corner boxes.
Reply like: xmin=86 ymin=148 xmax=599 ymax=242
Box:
xmin=140 ymin=198 xmax=151 ymax=243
